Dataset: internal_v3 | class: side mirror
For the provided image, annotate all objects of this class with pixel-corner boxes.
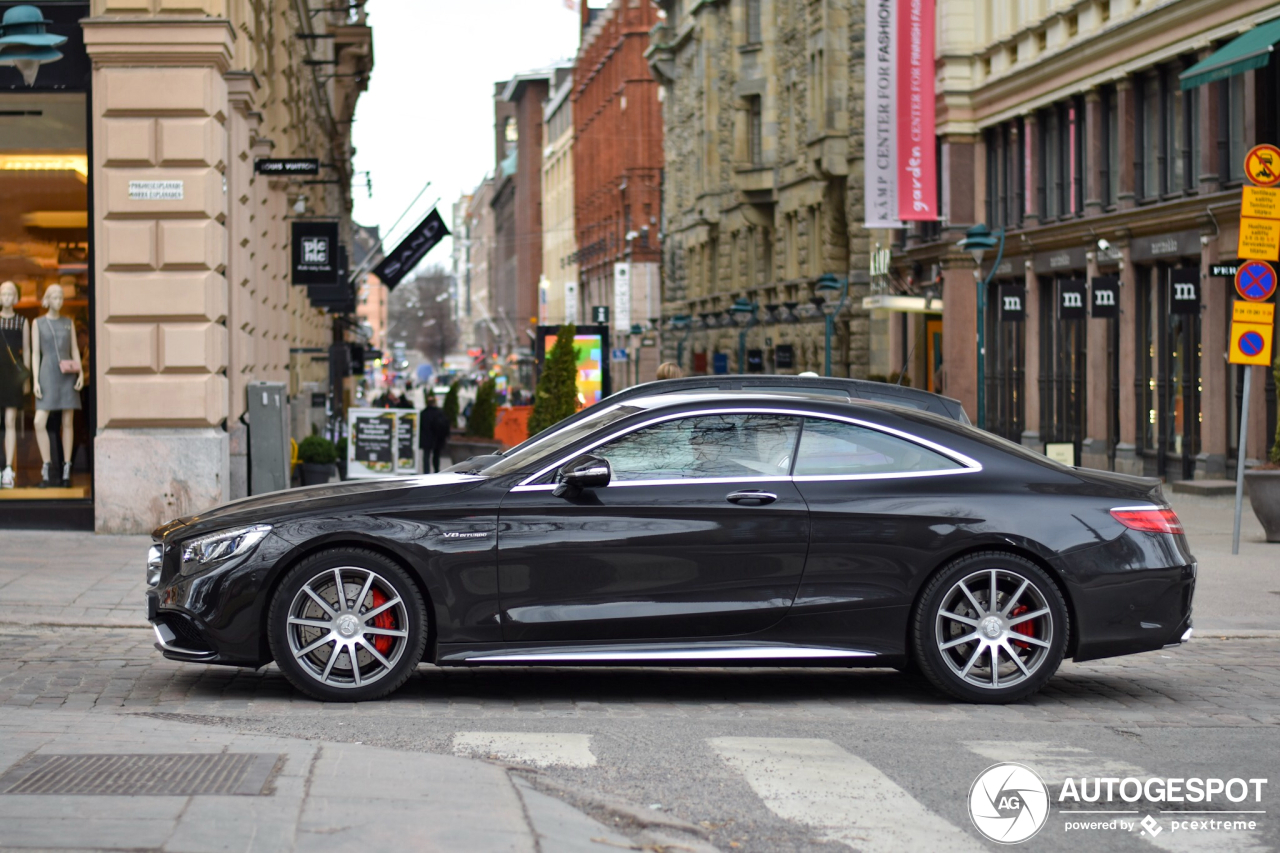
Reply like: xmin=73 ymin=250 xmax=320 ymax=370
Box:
xmin=553 ymin=455 xmax=612 ymax=497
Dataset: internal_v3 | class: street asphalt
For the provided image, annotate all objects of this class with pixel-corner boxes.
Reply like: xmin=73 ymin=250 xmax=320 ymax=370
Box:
xmin=0 ymin=491 xmax=1276 ymax=852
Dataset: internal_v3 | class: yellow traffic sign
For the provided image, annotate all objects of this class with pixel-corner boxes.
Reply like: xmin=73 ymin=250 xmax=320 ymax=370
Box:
xmin=1238 ymin=216 xmax=1280 ymax=261
xmin=1229 ymin=321 xmax=1273 ymax=366
xmin=1245 ymin=144 xmax=1280 ymax=187
xmin=1242 ymin=185 xmax=1280 ymax=219
xmin=1233 ymin=300 xmax=1276 ymax=324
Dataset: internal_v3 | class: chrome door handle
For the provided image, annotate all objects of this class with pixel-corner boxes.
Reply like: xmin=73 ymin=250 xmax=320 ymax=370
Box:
xmin=726 ymin=490 xmax=778 ymax=505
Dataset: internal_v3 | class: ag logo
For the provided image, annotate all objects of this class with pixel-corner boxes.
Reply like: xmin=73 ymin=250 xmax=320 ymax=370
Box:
xmin=969 ymin=762 xmax=1050 ymax=844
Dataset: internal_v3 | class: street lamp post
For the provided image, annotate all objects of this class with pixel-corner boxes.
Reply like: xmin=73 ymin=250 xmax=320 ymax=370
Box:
xmin=669 ymin=314 xmax=692 ymax=369
xmin=814 ymin=273 xmax=849 ymax=377
xmin=956 ymin=224 xmax=1005 ymax=431
xmin=729 ymin=298 xmax=759 ymax=374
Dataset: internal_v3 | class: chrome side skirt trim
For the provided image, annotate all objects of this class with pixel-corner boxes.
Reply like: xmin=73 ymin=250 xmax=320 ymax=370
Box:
xmin=462 ymin=645 xmax=876 ymax=663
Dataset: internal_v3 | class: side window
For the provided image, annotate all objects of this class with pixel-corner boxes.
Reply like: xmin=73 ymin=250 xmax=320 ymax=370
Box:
xmin=593 ymin=413 xmax=800 ymax=481
xmin=794 ymin=418 xmax=963 ymax=477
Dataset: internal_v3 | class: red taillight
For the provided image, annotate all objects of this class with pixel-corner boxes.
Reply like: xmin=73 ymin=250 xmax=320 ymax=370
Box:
xmin=1110 ymin=507 xmax=1184 ymax=535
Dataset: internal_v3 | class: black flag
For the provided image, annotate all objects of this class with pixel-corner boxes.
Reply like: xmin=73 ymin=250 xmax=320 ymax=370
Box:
xmin=373 ymin=208 xmax=450 ymax=287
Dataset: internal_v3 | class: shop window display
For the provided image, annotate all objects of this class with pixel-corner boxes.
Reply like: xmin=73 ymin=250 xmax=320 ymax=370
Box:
xmin=0 ymin=90 xmax=91 ymax=499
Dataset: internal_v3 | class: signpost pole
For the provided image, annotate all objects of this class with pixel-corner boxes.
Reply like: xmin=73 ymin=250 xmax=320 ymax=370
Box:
xmin=1232 ymin=368 xmax=1252 ymax=555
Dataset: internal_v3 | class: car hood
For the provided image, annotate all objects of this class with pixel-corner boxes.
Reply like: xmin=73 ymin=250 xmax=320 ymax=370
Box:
xmin=153 ymin=473 xmax=486 ymax=540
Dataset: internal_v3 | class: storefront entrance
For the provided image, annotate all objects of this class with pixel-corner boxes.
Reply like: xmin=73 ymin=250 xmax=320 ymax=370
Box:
xmin=0 ymin=2 xmax=93 ymax=527
xmin=1135 ymin=264 xmax=1202 ymax=480
xmin=1038 ymin=276 xmax=1087 ymax=462
xmin=984 ymin=278 xmax=1025 ymax=443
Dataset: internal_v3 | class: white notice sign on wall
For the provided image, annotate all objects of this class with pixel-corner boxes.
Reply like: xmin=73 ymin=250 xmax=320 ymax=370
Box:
xmin=128 ymin=180 xmax=184 ymax=200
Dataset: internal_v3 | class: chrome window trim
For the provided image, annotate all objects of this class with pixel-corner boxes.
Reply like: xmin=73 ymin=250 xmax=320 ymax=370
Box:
xmin=517 ymin=406 xmax=981 ymax=488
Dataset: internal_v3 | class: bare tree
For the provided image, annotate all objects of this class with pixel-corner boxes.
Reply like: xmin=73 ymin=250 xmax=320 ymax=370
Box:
xmin=387 ymin=265 xmax=460 ymax=366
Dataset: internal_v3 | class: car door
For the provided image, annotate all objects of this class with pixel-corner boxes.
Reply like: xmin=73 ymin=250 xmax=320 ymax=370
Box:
xmin=789 ymin=415 xmax=980 ymax=614
xmin=496 ymin=411 xmax=809 ymax=643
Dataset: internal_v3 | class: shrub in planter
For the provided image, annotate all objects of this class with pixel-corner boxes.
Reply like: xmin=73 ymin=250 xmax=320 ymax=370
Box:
xmin=466 ymin=379 xmax=497 ymax=439
xmin=297 ymin=435 xmax=338 ymax=486
xmin=528 ymin=323 xmax=579 ymax=438
xmin=443 ymin=381 xmax=461 ymax=429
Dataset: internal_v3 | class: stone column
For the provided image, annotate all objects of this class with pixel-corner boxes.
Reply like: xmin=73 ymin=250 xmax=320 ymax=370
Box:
xmin=1114 ymin=239 xmax=1140 ymax=474
xmin=1197 ymin=52 xmax=1221 ymax=196
xmin=84 ymin=18 xmax=233 ymax=533
xmin=1116 ymin=80 xmax=1137 ymax=210
xmin=940 ymin=257 xmax=977 ymax=420
xmin=1084 ymin=90 xmax=1104 ymax=216
xmin=1023 ymin=115 xmax=1041 ymax=227
xmin=225 ymin=71 xmax=257 ymax=500
xmin=1197 ymin=237 xmax=1228 ymax=479
xmin=1082 ymin=248 xmax=1110 ymax=470
xmin=1021 ymin=261 xmax=1041 ymax=449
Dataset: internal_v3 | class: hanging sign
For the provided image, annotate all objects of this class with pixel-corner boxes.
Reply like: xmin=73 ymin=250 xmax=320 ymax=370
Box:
xmin=291 ymin=220 xmax=339 ymax=286
xmin=1090 ymin=276 xmax=1119 ymax=318
xmin=613 ymin=263 xmax=632 ymax=330
xmin=864 ymin=0 xmax=937 ymax=227
xmin=1210 ymin=262 xmax=1240 ymax=278
xmin=1235 ymin=259 xmax=1277 ymax=302
xmin=998 ymin=284 xmax=1025 ymax=322
xmin=1058 ymin=280 xmax=1087 ymax=320
xmin=775 ymin=344 xmax=795 ymax=369
xmin=372 ymin=208 xmax=450 ymax=288
xmin=1244 ymin=144 xmax=1280 ymax=188
xmin=255 ymin=158 xmax=320 ymax=176
xmin=712 ymin=352 xmax=730 ymax=375
xmin=747 ymin=349 xmax=765 ymax=372
xmin=1169 ymin=269 xmax=1201 ymax=314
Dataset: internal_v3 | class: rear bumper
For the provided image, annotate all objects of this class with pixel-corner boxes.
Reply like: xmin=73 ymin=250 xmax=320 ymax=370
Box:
xmin=1070 ymin=561 xmax=1196 ymax=662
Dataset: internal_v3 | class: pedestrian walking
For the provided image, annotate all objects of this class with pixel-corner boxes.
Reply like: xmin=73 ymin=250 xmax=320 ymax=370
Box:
xmin=418 ymin=394 xmax=451 ymax=473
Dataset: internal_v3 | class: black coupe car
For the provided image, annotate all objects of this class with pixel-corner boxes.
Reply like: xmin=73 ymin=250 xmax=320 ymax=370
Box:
xmin=147 ymin=391 xmax=1195 ymax=703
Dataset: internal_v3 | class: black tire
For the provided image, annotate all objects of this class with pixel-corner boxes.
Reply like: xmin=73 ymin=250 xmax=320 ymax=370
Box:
xmin=912 ymin=551 xmax=1068 ymax=704
xmin=268 ymin=547 xmax=428 ymax=702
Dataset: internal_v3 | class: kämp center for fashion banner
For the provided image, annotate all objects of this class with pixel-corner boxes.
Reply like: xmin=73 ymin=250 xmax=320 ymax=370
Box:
xmin=0 ymin=1 xmax=92 ymax=522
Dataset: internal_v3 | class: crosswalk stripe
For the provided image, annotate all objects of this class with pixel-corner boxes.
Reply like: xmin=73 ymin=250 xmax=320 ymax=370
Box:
xmin=710 ymin=737 xmax=985 ymax=852
xmin=451 ymin=731 xmax=597 ymax=768
xmin=963 ymin=741 xmax=1269 ymax=853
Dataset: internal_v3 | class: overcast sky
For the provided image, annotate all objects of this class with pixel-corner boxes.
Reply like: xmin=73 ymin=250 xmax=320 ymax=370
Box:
xmin=351 ymin=0 xmax=593 ymax=270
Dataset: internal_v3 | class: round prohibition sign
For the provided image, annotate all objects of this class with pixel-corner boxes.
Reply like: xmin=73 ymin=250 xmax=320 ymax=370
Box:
xmin=1245 ymin=144 xmax=1280 ymax=187
xmin=1236 ymin=260 xmax=1278 ymax=302
xmin=1239 ymin=330 xmax=1266 ymax=358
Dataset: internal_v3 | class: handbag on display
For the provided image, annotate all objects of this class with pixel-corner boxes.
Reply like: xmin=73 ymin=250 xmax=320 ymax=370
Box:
xmin=4 ymin=334 xmax=30 ymax=387
xmin=48 ymin=318 xmax=78 ymax=375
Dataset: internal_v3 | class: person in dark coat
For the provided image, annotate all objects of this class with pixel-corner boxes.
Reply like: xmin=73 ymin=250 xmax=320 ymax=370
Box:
xmin=418 ymin=394 xmax=451 ymax=474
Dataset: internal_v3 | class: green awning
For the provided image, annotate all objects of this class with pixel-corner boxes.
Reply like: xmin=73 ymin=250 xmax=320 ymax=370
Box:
xmin=1181 ymin=18 xmax=1280 ymax=90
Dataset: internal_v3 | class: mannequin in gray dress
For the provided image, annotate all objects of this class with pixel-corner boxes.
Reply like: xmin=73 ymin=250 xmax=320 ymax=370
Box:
xmin=31 ymin=284 xmax=83 ymax=488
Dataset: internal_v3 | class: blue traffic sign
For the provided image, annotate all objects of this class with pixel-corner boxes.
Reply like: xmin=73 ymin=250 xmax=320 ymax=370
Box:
xmin=1236 ymin=260 xmax=1277 ymax=302
xmin=1240 ymin=330 xmax=1266 ymax=357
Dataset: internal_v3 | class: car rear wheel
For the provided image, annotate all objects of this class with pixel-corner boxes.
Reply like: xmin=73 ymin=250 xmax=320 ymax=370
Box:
xmin=268 ymin=548 xmax=428 ymax=701
xmin=912 ymin=552 xmax=1067 ymax=703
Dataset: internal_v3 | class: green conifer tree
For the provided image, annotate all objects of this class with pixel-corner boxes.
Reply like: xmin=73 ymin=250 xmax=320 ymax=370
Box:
xmin=442 ymin=380 xmax=461 ymax=429
xmin=528 ymin=323 xmax=580 ymax=437
xmin=466 ymin=379 xmax=498 ymax=439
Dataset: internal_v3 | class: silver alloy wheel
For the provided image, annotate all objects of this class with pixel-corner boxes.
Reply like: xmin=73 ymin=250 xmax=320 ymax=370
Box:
xmin=935 ymin=568 xmax=1053 ymax=690
xmin=285 ymin=566 xmax=410 ymax=690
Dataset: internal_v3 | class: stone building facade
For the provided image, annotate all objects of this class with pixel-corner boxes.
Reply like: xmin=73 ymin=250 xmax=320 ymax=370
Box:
xmin=0 ymin=0 xmax=370 ymax=531
xmin=647 ymin=0 xmax=871 ymax=377
xmin=893 ymin=0 xmax=1280 ymax=481
xmin=540 ymin=68 xmax=578 ymax=327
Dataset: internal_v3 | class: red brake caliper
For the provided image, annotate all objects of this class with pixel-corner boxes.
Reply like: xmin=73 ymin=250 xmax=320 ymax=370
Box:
xmin=368 ymin=589 xmax=395 ymax=655
xmin=1009 ymin=605 xmax=1035 ymax=650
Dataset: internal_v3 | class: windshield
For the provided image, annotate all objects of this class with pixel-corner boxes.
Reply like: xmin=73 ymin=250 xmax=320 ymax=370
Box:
xmin=479 ymin=404 xmax=644 ymax=477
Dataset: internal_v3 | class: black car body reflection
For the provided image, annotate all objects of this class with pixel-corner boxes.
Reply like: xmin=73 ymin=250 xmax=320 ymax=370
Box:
xmin=146 ymin=391 xmax=1195 ymax=703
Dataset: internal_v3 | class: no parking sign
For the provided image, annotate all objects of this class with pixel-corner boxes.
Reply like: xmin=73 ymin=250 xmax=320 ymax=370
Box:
xmin=1229 ymin=301 xmax=1274 ymax=366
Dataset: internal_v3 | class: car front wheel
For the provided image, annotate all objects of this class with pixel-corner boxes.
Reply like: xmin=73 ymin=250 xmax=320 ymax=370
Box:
xmin=912 ymin=552 xmax=1068 ymax=703
xmin=268 ymin=548 xmax=428 ymax=701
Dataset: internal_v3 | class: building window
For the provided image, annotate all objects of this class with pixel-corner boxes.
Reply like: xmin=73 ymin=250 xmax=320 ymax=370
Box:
xmin=985 ymin=119 xmax=1024 ymax=230
xmin=746 ymin=0 xmax=762 ymax=45
xmin=1137 ymin=65 xmax=1199 ymax=198
xmin=1102 ymin=86 xmax=1119 ymax=206
xmin=748 ymin=96 xmax=763 ymax=165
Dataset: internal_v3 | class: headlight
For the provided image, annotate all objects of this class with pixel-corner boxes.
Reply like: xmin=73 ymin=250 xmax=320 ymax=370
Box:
xmin=146 ymin=544 xmax=162 ymax=587
xmin=179 ymin=524 xmax=272 ymax=576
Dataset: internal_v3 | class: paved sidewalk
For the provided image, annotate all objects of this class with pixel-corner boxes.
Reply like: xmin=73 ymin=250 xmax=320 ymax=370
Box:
xmin=0 ymin=707 xmax=643 ymax=852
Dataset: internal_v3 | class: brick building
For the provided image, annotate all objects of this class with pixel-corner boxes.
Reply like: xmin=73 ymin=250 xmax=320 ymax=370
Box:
xmin=647 ymin=0 xmax=871 ymax=378
xmin=574 ymin=0 xmax=664 ymax=384
xmin=889 ymin=0 xmax=1280 ymax=481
